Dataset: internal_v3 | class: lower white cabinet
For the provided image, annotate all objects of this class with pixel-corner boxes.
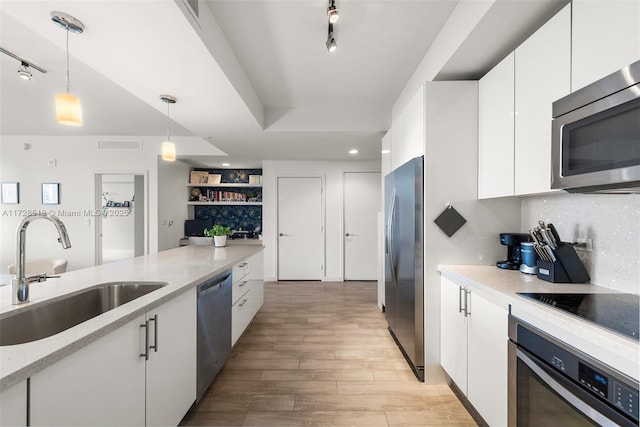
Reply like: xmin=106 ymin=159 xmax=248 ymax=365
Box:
xmin=440 ymin=277 xmax=508 ymax=426
xmin=231 ymin=251 xmax=264 ymax=345
xmin=30 ymin=288 xmax=196 ymax=426
xmin=0 ymin=380 xmax=27 ymax=426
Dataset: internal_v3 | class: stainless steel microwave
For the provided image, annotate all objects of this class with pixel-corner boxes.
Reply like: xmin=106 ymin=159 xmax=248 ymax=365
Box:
xmin=551 ymin=60 xmax=640 ymax=193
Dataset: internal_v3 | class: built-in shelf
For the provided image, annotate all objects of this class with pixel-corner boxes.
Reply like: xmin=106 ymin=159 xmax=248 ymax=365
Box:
xmin=187 ymin=183 xmax=262 ymax=188
xmin=187 ymin=201 xmax=263 ymax=206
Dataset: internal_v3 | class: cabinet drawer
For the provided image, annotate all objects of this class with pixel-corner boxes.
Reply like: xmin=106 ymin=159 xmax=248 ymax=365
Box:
xmin=231 ymin=282 xmax=263 ymax=346
xmin=232 ymin=260 xmax=249 ymax=284
xmin=232 ymin=276 xmax=250 ymax=304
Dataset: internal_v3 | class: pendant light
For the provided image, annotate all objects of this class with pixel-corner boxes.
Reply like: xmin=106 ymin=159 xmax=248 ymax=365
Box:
xmin=326 ymin=23 xmax=337 ymax=52
xmin=160 ymin=95 xmax=177 ymax=162
xmin=51 ymin=12 xmax=84 ymax=126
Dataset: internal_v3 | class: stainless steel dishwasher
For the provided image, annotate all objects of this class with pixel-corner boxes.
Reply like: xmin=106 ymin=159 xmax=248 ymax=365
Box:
xmin=196 ymin=269 xmax=232 ymax=402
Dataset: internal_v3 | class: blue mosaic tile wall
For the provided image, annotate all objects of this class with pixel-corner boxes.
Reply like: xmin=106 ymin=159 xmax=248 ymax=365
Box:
xmin=193 ymin=168 xmax=262 ymax=231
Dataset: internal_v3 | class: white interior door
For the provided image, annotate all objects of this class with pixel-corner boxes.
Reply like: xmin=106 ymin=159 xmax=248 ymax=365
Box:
xmin=344 ymin=172 xmax=381 ymax=280
xmin=277 ymin=177 xmax=323 ymax=280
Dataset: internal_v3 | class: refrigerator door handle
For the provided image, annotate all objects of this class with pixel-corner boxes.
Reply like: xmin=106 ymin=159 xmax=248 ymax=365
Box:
xmin=387 ymin=189 xmax=397 ymax=285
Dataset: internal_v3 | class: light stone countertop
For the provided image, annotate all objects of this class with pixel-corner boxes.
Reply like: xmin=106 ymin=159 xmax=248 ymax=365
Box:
xmin=438 ymin=265 xmax=640 ymax=382
xmin=0 ymin=244 xmax=263 ymax=392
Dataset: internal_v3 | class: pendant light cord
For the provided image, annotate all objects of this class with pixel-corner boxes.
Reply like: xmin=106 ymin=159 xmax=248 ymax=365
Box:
xmin=166 ymin=101 xmax=171 ymax=141
xmin=65 ymin=27 xmax=70 ymax=93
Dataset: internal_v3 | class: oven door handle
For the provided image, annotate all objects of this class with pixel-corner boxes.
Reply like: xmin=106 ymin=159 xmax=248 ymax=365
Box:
xmin=517 ymin=349 xmax=620 ymax=427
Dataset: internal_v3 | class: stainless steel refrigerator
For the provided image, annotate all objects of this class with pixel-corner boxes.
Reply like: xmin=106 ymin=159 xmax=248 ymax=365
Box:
xmin=384 ymin=156 xmax=424 ymax=381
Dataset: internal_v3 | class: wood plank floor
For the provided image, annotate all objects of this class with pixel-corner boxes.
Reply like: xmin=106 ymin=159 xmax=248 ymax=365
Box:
xmin=181 ymin=281 xmax=476 ymax=427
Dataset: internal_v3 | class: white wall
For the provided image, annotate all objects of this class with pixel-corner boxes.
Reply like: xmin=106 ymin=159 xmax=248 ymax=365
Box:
xmin=262 ymin=160 xmax=381 ymax=282
xmin=521 ymin=193 xmax=640 ymax=294
xmin=157 ymin=159 xmax=191 ymax=251
xmin=0 ymin=135 xmax=221 ymax=272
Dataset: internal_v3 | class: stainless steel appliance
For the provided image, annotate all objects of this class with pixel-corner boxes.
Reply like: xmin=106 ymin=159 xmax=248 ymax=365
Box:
xmin=196 ymin=269 xmax=232 ymax=401
xmin=384 ymin=156 xmax=424 ymax=381
xmin=508 ymin=315 xmax=639 ymax=426
xmin=551 ymin=60 xmax=640 ymax=193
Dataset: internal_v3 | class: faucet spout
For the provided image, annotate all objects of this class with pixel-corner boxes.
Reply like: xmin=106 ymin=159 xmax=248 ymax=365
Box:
xmin=12 ymin=213 xmax=72 ymax=305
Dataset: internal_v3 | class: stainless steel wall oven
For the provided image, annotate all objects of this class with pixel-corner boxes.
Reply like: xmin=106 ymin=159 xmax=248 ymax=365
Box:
xmin=508 ymin=315 xmax=639 ymax=426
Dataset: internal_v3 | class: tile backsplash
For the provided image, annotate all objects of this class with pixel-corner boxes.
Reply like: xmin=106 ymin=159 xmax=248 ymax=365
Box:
xmin=522 ymin=192 xmax=640 ymax=294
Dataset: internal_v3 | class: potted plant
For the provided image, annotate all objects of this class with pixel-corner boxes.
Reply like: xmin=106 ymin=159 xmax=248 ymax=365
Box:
xmin=205 ymin=224 xmax=231 ymax=247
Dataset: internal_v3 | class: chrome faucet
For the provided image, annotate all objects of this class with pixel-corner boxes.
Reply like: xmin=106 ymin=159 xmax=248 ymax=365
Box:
xmin=11 ymin=213 xmax=72 ymax=305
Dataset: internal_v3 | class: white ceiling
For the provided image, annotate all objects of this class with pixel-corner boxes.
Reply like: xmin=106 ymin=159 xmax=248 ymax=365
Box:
xmin=0 ymin=0 xmax=568 ymax=165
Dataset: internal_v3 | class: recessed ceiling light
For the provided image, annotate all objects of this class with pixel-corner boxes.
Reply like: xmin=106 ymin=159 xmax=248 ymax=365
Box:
xmin=222 ymin=162 xmax=230 ymax=167
xmin=348 ymin=149 xmax=359 ymax=155
xmin=381 ymin=149 xmax=391 ymax=154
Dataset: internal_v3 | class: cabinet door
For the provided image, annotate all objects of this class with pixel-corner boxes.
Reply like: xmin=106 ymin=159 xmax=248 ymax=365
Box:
xmin=466 ymin=291 xmax=508 ymax=427
xmin=515 ymin=4 xmax=570 ymax=195
xmin=247 ymin=250 xmax=263 ymax=281
xmin=478 ymin=52 xmax=515 ymax=199
xmin=146 ymin=288 xmax=197 ymax=427
xmin=0 ymin=380 xmax=27 ymax=426
xmin=30 ymin=316 xmax=146 ymax=426
xmin=572 ymin=0 xmax=640 ymax=91
xmin=440 ymin=278 xmax=468 ymax=393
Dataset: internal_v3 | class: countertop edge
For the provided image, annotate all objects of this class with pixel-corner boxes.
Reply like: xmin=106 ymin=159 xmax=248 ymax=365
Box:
xmin=0 ymin=244 xmax=264 ymax=392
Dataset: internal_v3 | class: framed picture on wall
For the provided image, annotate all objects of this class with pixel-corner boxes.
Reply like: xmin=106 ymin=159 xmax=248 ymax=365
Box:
xmin=42 ymin=183 xmax=60 ymax=205
xmin=1 ymin=182 xmax=19 ymax=204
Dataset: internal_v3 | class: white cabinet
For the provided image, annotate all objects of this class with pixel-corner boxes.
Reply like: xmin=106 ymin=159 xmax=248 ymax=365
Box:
xmin=572 ymin=0 xmax=640 ymax=91
xmin=145 ymin=288 xmax=197 ymax=427
xmin=231 ymin=250 xmax=264 ymax=345
xmin=0 ymin=381 xmax=27 ymax=426
xmin=514 ymin=4 xmax=571 ymax=195
xmin=30 ymin=288 xmax=196 ymax=426
xmin=30 ymin=315 xmax=146 ymax=426
xmin=390 ymin=85 xmax=425 ymax=170
xmin=440 ymin=277 xmax=508 ymax=427
xmin=478 ymin=52 xmax=515 ymax=199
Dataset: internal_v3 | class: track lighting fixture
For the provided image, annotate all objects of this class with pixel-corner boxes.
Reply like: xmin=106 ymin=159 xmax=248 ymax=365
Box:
xmin=0 ymin=47 xmax=47 ymax=81
xmin=51 ymin=11 xmax=84 ymax=126
xmin=160 ymin=95 xmax=177 ymax=162
xmin=327 ymin=0 xmax=339 ymax=24
xmin=18 ymin=62 xmax=32 ymax=80
xmin=326 ymin=23 xmax=337 ymax=53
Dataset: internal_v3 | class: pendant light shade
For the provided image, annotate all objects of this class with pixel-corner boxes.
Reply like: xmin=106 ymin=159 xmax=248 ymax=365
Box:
xmin=55 ymin=92 xmax=82 ymax=126
xmin=51 ymin=11 xmax=84 ymax=126
xmin=162 ymin=141 xmax=176 ymax=162
xmin=160 ymin=94 xmax=178 ymax=162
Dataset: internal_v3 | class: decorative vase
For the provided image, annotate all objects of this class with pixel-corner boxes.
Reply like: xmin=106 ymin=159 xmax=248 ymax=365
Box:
xmin=214 ymin=235 xmax=227 ymax=247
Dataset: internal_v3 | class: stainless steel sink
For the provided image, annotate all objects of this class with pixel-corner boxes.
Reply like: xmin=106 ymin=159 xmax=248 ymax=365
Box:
xmin=0 ymin=281 xmax=167 ymax=346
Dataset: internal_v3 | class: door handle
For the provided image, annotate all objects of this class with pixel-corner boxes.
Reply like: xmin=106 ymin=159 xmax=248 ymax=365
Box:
xmin=345 ymin=233 xmax=350 ymax=237
xmin=140 ymin=321 xmax=149 ymax=360
xmin=279 ymin=233 xmax=289 ymax=236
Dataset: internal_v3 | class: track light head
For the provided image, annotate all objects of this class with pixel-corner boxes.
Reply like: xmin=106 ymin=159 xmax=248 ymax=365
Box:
xmin=326 ymin=23 xmax=337 ymax=52
xmin=18 ymin=62 xmax=32 ymax=80
xmin=327 ymin=0 xmax=339 ymax=24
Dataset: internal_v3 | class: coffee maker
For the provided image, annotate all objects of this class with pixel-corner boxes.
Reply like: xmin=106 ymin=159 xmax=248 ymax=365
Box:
xmin=497 ymin=233 xmax=532 ymax=270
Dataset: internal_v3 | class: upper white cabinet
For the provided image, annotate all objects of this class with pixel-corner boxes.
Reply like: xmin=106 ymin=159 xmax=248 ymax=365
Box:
xmin=479 ymin=4 xmax=572 ymax=199
xmin=572 ymin=0 xmax=640 ymax=91
xmin=478 ymin=52 xmax=515 ymax=199
xmin=390 ymin=86 xmax=425 ymax=170
xmin=514 ymin=4 xmax=571 ymax=195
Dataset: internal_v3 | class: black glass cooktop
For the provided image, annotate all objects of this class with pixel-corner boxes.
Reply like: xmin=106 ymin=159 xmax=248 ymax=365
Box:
xmin=518 ymin=293 xmax=640 ymax=341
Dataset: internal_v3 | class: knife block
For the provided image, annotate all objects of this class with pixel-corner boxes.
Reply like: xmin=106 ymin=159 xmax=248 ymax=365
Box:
xmin=536 ymin=243 xmax=590 ymax=283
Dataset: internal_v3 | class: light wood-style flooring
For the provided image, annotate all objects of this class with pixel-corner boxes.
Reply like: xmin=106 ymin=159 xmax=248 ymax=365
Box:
xmin=181 ymin=281 xmax=476 ymax=427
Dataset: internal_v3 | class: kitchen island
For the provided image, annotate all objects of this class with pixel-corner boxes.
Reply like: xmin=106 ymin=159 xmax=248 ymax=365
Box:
xmin=0 ymin=244 xmax=263 ymax=426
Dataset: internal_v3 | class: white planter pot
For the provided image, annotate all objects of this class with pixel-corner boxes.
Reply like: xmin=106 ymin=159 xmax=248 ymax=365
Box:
xmin=188 ymin=236 xmax=213 ymax=246
xmin=213 ymin=235 xmax=227 ymax=247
